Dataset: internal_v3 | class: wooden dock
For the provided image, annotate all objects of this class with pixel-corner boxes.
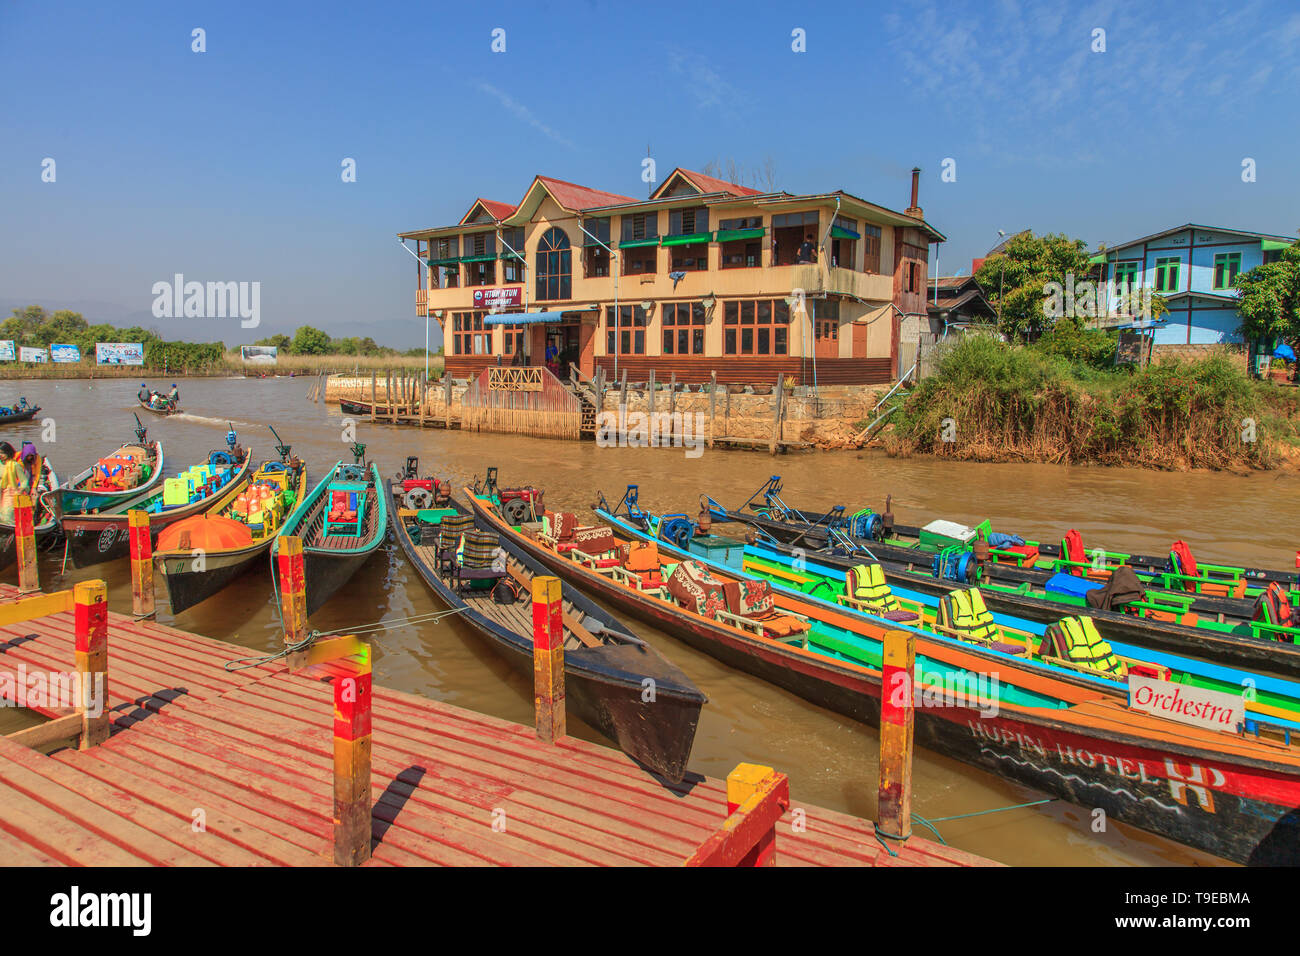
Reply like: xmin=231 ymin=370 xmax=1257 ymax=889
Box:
xmin=0 ymin=583 xmax=994 ymax=867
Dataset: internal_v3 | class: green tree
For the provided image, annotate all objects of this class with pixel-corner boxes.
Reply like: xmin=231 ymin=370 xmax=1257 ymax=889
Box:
xmin=254 ymin=333 xmax=292 ymax=350
xmin=290 ymin=325 xmax=331 ymax=355
xmin=1235 ymin=241 xmax=1300 ymax=346
xmin=975 ymin=233 xmax=1098 ymax=341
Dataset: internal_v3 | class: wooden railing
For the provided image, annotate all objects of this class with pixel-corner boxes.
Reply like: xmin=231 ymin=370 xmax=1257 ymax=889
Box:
xmin=684 ymin=763 xmax=791 ymax=866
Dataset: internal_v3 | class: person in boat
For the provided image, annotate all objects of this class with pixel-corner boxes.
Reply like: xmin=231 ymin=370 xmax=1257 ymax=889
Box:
xmin=19 ymin=442 xmax=39 ymax=493
xmin=168 ymin=383 xmax=179 ymax=408
xmin=0 ymin=442 xmax=24 ymax=523
xmin=137 ymin=383 xmax=150 ymax=403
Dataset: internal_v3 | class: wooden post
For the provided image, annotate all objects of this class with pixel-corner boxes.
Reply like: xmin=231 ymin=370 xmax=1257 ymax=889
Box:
xmin=418 ymin=381 xmax=426 ymax=428
xmin=684 ymin=763 xmax=790 ymax=867
xmin=277 ymin=536 xmax=308 ymax=667
xmin=333 ymin=646 xmax=372 ymax=866
xmin=708 ymin=371 xmax=717 ymax=449
xmin=725 ymin=384 xmax=732 ymax=436
xmin=444 ymin=372 xmax=453 ymax=428
xmin=127 ymin=509 xmax=154 ymax=618
xmin=370 ymin=371 xmax=377 ymax=422
xmin=668 ymin=371 xmax=677 ymax=438
xmin=388 ymin=369 xmax=396 ymax=423
xmin=648 ymin=369 xmax=656 ymax=420
xmin=770 ymin=374 xmax=784 ymax=455
xmin=74 ymin=580 xmax=109 ymax=749
xmin=877 ymin=628 xmax=916 ymax=844
xmin=619 ymin=369 xmax=628 ymax=410
xmin=13 ymin=493 xmax=37 ymax=593
xmin=531 ymin=575 xmax=565 ymax=743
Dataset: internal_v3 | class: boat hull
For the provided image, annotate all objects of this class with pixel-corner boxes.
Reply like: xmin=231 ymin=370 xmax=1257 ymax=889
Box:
xmin=157 ymin=546 xmax=265 ymax=615
xmin=468 ymin=493 xmax=1300 ymax=865
xmin=389 ymin=484 xmax=702 ymax=780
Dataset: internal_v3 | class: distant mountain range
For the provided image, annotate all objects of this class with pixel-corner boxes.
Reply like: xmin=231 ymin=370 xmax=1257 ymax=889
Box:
xmin=0 ymin=298 xmax=438 ymax=351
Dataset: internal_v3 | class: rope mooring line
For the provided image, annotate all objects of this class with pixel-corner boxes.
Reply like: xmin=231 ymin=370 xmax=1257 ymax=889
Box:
xmin=224 ymin=606 xmax=470 ymax=671
xmin=909 ymin=797 xmax=1059 ymax=846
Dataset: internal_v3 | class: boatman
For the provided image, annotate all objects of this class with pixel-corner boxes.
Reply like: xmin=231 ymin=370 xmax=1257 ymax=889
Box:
xmin=137 ymin=383 xmax=150 ymax=403
xmin=167 ymin=383 xmax=180 ymax=408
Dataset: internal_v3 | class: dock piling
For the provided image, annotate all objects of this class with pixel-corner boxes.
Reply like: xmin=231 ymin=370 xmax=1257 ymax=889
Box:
xmin=332 ymin=644 xmax=372 ymax=866
xmin=877 ymin=628 xmax=916 ymax=843
xmin=685 ymin=763 xmax=790 ymax=866
xmin=531 ymin=575 xmax=565 ymax=743
xmin=13 ymin=493 xmax=37 ymax=593
xmin=74 ymin=580 xmax=110 ymax=750
xmin=708 ymin=371 xmax=717 ymax=449
xmin=277 ymin=535 xmax=308 ymax=668
xmin=128 ymin=509 xmax=155 ymax=618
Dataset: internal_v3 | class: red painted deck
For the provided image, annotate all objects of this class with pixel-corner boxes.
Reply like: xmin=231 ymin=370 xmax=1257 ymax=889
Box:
xmin=0 ymin=584 xmax=995 ymax=867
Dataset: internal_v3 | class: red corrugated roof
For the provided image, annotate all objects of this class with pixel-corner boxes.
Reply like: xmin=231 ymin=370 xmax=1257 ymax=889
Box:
xmin=536 ymin=176 xmax=638 ymax=211
xmin=677 ymin=169 xmax=763 ymax=197
xmin=478 ymin=199 xmax=517 ymax=220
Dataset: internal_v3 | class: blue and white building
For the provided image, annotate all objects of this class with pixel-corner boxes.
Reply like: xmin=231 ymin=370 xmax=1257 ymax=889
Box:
xmin=1094 ymin=224 xmax=1295 ymax=346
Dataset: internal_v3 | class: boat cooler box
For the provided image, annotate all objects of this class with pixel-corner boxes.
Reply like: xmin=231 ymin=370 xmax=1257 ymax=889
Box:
xmin=686 ymin=534 xmax=746 ymax=573
xmin=918 ymin=519 xmax=979 ymax=552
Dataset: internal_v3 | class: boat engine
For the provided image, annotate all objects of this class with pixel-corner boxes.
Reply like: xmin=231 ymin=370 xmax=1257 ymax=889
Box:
xmin=660 ymin=516 xmax=696 ymax=549
xmin=932 ymin=548 xmax=977 ymax=584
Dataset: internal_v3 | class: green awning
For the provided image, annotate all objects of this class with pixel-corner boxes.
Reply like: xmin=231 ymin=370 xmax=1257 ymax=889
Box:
xmin=1262 ymin=239 xmax=1293 ymax=252
xmin=498 ymin=251 xmax=524 ymax=261
xmin=426 ymin=257 xmax=461 ymax=267
xmin=716 ymin=228 xmax=765 ymax=243
xmin=460 ymin=254 xmax=497 ymax=263
xmin=661 ymin=232 xmax=713 ymax=247
xmin=830 ymin=226 xmax=860 ymax=240
xmin=1088 ymin=253 xmax=1107 ymax=264
xmin=583 ymin=237 xmax=611 ymax=248
xmin=618 ymin=237 xmax=660 ymax=249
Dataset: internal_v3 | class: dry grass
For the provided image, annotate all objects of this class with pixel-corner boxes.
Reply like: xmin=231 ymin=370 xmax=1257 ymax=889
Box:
xmin=0 ymin=353 xmax=444 ymax=379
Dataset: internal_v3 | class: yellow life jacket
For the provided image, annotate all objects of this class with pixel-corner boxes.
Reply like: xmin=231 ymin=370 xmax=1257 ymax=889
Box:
xmin=1044 ymin=616 xmax=1127 ymax=677
xmin=938 ymin=588 xmax=998 ymax=642
xmin=846 ymin=563 xmax=899 ymax=611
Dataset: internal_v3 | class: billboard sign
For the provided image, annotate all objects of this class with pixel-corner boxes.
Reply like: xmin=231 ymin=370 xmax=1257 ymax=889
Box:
xmin=19 ymin=347 xmax=48 ymax=364
xmin=51 ymin=343 xmax=83 ymax=363
xmin=95 ymin=342 xmax=145 ymax=366
xmin=240 ymin=345 xmax=278 ymax=364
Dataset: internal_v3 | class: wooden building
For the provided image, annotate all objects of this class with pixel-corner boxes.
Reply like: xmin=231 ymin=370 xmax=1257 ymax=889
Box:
xmin=399 ymin=167 xmax=945 ymax=385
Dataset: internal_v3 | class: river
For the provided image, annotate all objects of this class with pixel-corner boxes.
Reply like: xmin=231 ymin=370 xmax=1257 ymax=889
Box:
xmin=6 ymin=374 xmax=1296 ymax=866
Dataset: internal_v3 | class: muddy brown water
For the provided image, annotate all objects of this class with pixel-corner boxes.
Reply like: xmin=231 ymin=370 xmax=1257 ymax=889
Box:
xmin=5 ymin=375 xmax=1297 ymax=866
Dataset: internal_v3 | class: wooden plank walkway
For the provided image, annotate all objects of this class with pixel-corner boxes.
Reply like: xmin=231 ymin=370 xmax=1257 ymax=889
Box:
xmin=0 ymin=584 xmax=995 ymax=867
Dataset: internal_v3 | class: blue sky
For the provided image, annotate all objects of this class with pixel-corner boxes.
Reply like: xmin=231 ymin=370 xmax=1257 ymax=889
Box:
xmin=2 ymin=0 xmax=1298 ymax=349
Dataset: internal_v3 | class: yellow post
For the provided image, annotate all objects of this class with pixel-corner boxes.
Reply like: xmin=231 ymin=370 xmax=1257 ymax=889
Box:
xmin=332 ymin=645 xmax=372 ymax=866
xmin=127 ymin=509 xmax=155 ymax=618
xmin=877 ymin=628 xmax=915 ymax=843
xmin=13 ymin=493 xmax=37 ymax=593
xmin=74 ymin=580 xmax=110 ymax=749
xmin=531 ymin=575 xmax=565 ymax=743
xmin=277 ymin=535 xmax=308 ymax=667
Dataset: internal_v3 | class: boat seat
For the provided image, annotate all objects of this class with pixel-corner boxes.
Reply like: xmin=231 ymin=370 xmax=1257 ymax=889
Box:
xmin=323 ymin=482 xmax=367 ymax=537
xmin=454 ymin=529 xmax=506 ymax=593
xmin=936 ymin=588 xmax=1000 ymax=643
xmin=721 ymin=579 xmax=811 ymax=639
xmin=665 ymin=559 xmax=728 ymax=619
xmin=1040 ymin=616 xmax=1127 ymax=677
xmin=839 ymin=563 xmax=922 ymax=625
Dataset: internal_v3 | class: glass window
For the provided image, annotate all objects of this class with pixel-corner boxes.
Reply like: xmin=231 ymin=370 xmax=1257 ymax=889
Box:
xmin=604 ymin=305 xmax=647 ymax=355
xmin=669 ymin=206 xmax=708 ymax=236
xmin=1213 ymin=252 xmax=1242 ymax=290
xmin=1154 ymin=257 xmax=1180 ymax=293
xmin=620 ymin=212 xmax=659 ymax=241
xmin=535 ymin=227 xmax=571 ymax=301
xmin=722 ymin=300 xmax=790 ymax=355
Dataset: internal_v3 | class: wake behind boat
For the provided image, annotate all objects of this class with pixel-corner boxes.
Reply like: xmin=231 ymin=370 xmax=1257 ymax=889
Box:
xmin=387 ymin=458 xmax=704 ymax=781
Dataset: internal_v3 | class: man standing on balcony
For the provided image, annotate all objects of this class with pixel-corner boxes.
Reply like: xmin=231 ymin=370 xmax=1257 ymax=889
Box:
xmin=797 ymin=234 xmax=816 ymax=264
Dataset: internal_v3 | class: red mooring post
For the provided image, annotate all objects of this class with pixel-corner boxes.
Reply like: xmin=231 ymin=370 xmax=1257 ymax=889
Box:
xmin=685 ymin=763 xmax=790 ymax=867
xmin=278 ymin=535 xmax=308 ymax=668
xmin=127 ymin=509 xmax=154 ymax=617
xmin=13 ymin=493 xmax=37 ymax=593
xmin=74 ymin=579 xmax=110 ymax=749
xmin=332 ymin=647 xmax=372 ymax=866
xmin=877 ymin=628 xmax=916 ymax=843
xmin=532 ymin=575 xmax=565 ymax=742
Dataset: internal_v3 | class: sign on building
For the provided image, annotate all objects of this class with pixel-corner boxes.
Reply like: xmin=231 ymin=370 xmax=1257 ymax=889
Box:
xmin=51 ymin=343 xmax=82 ymax=363
xmin=1128 ymin=675 xmax=1244 ymax=733
xmin=96 ymin=342 xmax=145 ymax=366
xmin=19 ymin=347 xmax=48 ymax=363
xmin=471 ymin=287 xmax=523 ymax=311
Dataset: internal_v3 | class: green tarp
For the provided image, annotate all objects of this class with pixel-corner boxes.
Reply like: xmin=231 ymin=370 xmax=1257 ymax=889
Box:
xmin=459 ymin=254 xmax=496 ymax=263
xmin=830 ymin=226 xmax=859 ymax=240
xmin=716 ymin=228 xmax=765 ymax=242
xmin=660 ymin=232 xmax=713 ymax=247
xmin=426 ymin=257 xmax=460 ymax=266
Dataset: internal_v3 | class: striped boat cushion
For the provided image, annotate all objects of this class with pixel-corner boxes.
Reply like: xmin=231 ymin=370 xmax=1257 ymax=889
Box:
xmin=438 ymin=513 xmax=475 ymax=551
xmin=461 ymin=529 xmax=500 ymax=568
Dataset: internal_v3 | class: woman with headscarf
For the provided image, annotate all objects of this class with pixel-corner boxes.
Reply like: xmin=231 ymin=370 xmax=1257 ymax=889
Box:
xmin=0 ymin=442 xmax=22 ymax=524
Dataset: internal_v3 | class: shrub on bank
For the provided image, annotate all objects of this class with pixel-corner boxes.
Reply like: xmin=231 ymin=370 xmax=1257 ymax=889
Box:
xmin=886 ymin=334 xmax=1277 ymax=470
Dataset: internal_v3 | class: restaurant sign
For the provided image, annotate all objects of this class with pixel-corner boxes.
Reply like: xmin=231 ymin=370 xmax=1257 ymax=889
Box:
xmin=472 ymin=287 xmax=522 ymax=310
xmin=1127 ymin=675 xmax=1244 ymax=733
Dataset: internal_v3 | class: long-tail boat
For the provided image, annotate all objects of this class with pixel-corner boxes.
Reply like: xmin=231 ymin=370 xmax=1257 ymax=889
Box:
xmin=599 ymin=487 xmax=1300 ymax=739
xmin=463 ymin=469 xmax=1300 ymax=865
xmin=0 ymin=400 xmax=40 ymax=424
xmin=705 ymin=482 xmax=1300 ymax=679
xmin=154 ymin=428 xmax=307 ymax=614
xmin=724 ymin=476 xmax=1299 ymax=590
xmin=61 ymin=429 xmax=252 ymax=569
xmin=0 ymin=454 xmax=60 ymax=571
xmin=44 ymin=416 xmax=163 ymax=519
xmin=387 ymin=459 xmax=704 ymax=781
xmin=271 ymin=448 xmax=388 ymax=616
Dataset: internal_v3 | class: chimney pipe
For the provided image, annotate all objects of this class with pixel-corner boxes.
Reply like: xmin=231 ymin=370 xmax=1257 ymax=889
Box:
xmin=906 ymin=167 xmax=923 ymax=220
